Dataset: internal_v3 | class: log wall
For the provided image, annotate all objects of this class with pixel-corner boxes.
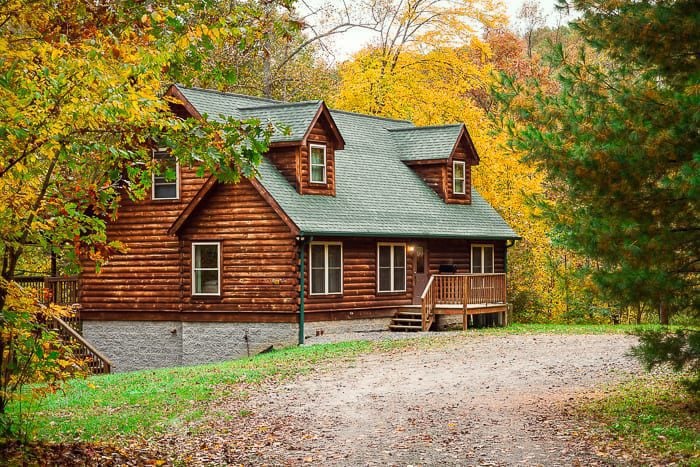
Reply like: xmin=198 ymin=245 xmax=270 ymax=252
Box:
xmin=299 ymin=117 xmax=336 ymax=196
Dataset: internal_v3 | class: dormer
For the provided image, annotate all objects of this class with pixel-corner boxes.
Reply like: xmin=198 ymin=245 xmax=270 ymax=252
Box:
xmin=391 ymin=124 xmax=479 ymax=204
xmin=163 ymin=85 xmax=345 ymax=197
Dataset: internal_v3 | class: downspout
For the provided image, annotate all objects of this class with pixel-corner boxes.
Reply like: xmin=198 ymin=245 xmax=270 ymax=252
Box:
xmin=505 ymin=239 xmax=517 ymax=273
xmin=297 ymin=235 xmax=313 ymax=345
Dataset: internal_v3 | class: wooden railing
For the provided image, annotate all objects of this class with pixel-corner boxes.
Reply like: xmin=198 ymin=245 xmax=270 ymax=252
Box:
xmin=420 ymin=275 xmax=436 ymax=331
xmin=51 ymin=317 xmax=111 ymax=374
xmin=420 ymin=273 xmax=507 ymax=331
xmin=13 ymin=275 xmax=80 ymax=306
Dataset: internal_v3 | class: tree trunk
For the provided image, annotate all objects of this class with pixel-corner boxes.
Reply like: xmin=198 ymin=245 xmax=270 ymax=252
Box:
xmin=659 ymin=302 xmax=669 ymax=325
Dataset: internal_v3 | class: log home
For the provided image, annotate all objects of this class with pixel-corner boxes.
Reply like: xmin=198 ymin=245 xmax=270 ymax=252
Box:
xmin=79 ymin=85 xmax=519 ymax=371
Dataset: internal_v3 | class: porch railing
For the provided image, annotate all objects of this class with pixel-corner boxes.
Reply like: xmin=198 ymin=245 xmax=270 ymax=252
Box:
xmin=420 ymin=273 xmax=507 ymax=331
xmin=13 ymin=275 xmax=80 ymax=306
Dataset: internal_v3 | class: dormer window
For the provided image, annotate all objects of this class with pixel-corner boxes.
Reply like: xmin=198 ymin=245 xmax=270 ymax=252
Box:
xmin=152 ymin=149 xmax=179 ymax=200
xmin=309 ymin=144 xmax=327 ymax=184
xmin=453 ymin=161 xmax=466 ymax=195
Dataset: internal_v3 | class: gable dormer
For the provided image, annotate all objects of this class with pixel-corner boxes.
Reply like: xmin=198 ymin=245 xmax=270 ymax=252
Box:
xmin=391 ymin=124 xmax=479 ymax=204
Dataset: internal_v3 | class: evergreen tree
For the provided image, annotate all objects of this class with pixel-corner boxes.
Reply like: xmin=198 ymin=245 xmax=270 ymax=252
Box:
xmin=497 ymin=0 xmax=699 ymax=320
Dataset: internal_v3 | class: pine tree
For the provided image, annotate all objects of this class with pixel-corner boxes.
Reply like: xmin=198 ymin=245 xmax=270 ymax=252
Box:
xmin=497 ymin=0 xmax=699 ymax=319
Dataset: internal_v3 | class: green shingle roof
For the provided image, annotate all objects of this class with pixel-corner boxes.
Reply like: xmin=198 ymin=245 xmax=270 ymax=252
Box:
xmin=175 ymin=85 xmax=518 ymax=240
xmin=389 ymin=125 xmax=464 ymax=161
xmin=239 ymin=102 xmax=322 ymax=143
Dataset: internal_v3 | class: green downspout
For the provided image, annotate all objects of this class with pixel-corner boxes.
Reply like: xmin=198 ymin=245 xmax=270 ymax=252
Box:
xmin=298 ymin=235 xmax=312 ymax=345
xmin=299 ymin=239 xmax=306 ymax=345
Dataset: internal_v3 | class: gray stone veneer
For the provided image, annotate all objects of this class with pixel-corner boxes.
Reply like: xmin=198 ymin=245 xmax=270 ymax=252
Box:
xmin=83 ymin=317 xmax=391 ymax=372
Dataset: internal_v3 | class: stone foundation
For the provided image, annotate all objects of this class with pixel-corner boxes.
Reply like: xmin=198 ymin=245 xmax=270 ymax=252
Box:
xmin=82 ymin=316 xmax=391 ymax=372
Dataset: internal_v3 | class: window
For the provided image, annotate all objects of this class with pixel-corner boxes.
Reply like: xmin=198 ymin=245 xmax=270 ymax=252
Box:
xmin=309 ymin=144 xmax=327 ymax=184
xmin=453 ymin=161 xmax=466 ymax=195
xmin=192 ymin=242 xmax=220 ymax=295
xmin=377 ymin=243 xmax=406 ymax=292
xmin=310 ymin=242 xmax=342 ymax=295
xmin=152 ymin=149 xmax=179 ymax=200
xmin=471 ymin=244 xmax=494 ymax=274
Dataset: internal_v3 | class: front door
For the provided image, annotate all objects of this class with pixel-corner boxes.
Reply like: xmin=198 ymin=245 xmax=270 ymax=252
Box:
xmin=412 ymin=243 xmax=429 ymax=304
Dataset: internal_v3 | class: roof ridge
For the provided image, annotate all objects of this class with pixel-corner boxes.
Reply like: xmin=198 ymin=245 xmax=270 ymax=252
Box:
xmin=239 ymin=101 xmax=322 ymax=111
xmin=329 ymin=108 xmax=413 ymax=124
xmin=388 ymin=124 xmax=464 ymax=132
xmin=174 ymin=84 xmax=283 ymax=104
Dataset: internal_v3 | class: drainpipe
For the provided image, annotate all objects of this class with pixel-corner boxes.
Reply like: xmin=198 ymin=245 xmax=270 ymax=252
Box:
xmin=297 ymin=235 xmax=313 ymax=345
xmin=505 ymin=239 xmax=517 ymax=273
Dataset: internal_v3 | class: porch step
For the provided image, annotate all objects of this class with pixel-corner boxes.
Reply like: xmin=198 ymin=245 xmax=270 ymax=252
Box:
xmin=389 ymin=309 xmax=424 ymax=332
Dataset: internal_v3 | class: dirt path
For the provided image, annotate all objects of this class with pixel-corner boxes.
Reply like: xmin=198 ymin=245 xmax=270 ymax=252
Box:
xmin=158 ymin=333 xmax=641 ymax=466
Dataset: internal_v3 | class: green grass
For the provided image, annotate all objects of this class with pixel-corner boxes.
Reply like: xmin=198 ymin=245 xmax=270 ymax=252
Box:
xmin=581 ymin=375 xmax=700 ymax=464
xmin=9 ymin=340 xmax=375 ymax=442
xmin=6 ymin=322 xmax=682 ymax=443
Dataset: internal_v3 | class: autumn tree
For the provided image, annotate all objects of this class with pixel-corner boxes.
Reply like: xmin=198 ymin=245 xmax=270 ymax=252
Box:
xmin=0 ymin=0 xmax=285 ymax=425
xmin=496 ymin=0 xmax=699 ymax=322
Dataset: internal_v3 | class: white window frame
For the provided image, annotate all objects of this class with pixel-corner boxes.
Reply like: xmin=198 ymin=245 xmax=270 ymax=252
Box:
xmin=152 ymin=148 xmax=180 ymax=200
xmin=470 ymin=244 xmax=495 ymax=274
xmin=309 ymin=242 xmax=343 ymax=295
xmin=453 ymin=160 xmax=466 ymax=195
xmin=191 ymin=242 xmax=221 ymax=296
xmin=377 ymin=242 xmax=407 ymax=293
xmin=309 ymin=143 xmax=327 ymax=184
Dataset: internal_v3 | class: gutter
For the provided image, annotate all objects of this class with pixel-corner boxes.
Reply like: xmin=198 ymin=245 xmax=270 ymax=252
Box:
xmin=298 ymin=231 xmax=521 ymax=241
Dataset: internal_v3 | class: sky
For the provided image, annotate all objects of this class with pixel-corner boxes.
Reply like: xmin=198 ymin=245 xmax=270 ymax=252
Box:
xmin=303 ymin=0 xmax=571 ymax=62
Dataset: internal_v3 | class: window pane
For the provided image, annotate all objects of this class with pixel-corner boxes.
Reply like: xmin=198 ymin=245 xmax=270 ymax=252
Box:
xmin=379 ymin=246 xmax=391 ymax=268
xmin=311 ymin=245 xmax=325 ymax=268
xmin=472 ymin=247 xmax=482 ymax=273
xmin=454 ymin=179 xmax=465 ymax=194
xmin=393 ymin=266 xmax=405 ymax=291
xmin=328 ymin=267 xmax=342 ymax=294
xmin=379 ymin=267 xmax=391 ymax=291
xmin=310 ymin=147 xmax=324 ymax=165
xmin=414 ymin=246 xmax=424 ymax=274
xmin=195 ymin=270 xmax=218 ymax=294
xmin=154 ymin=183 xmax=177 ymax=199
xmin=311 ymin=165 xmax=325 ymax=182
xmin=311 ymin=268 xmax=325 ymax=294
xmin=393 ymin=246 xmax=405 ymax=268
xmin=195 ymin=245 xmax=218 ymax=269
xmin=327 ymin=245 xmax=341 ymax=268
xmin=454 ymin=163 xmax=464 ymax=178
xmin=484 ymin=246 xmax=494 ymax=273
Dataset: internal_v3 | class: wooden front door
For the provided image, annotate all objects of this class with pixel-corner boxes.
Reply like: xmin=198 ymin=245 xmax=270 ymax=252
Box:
xmin=412 ymin=243 xmax=429 ymax=304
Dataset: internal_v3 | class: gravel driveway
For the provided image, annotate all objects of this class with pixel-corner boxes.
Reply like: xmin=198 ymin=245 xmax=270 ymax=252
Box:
xmin=158 ymin=333 xmax=642 ymax=466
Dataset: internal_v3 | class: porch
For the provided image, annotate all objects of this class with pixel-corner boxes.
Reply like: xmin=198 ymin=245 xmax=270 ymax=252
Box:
xmin=390 ymin=273 xmax=507 ymax=332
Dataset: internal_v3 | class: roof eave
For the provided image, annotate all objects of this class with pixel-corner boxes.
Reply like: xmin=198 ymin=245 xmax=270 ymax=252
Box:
xmin=297 ymin=230 xmax=521 ymax=241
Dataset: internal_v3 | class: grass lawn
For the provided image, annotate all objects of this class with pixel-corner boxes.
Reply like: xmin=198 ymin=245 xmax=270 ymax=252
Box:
xmin=580 ymin=374 xmax=700 ymax=465
xmin=2 ymin=323 xmax=689 ymax=444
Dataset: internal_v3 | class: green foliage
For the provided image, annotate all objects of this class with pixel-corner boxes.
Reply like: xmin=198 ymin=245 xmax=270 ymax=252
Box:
xmin=632 ymin=330 xmax=700 ymax=396
xmin=496 ymin=0 xmax=700 ymax=315
xmin=581 ymin=375 xmax=699 ymax=463
xmin=0 ymin=281 xmax=85 ymax=438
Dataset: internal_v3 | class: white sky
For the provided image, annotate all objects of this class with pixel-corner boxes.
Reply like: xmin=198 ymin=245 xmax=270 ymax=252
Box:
xmin=302 ymin=0 xmax=572 ymax=62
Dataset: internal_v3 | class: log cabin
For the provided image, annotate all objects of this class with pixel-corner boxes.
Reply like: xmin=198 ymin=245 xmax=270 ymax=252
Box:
xmin=79 ymin=85 xmax=519 ymax=372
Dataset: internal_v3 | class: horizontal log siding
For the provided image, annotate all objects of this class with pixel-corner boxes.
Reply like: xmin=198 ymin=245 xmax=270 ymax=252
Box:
xmin=80 ymin=166 xmax=207 ymax=312
xmin=300 ymin=118 xmax=336 ymax=196
xmin=266 ymin=146 xmax=299 ymax=190
xmin=303 ymin=237 xmax=413 ymax=312
xmin=410 ymin=163 xmax=446 ymax=199
xmin=180 ymin=180 xmax=298 ymax=312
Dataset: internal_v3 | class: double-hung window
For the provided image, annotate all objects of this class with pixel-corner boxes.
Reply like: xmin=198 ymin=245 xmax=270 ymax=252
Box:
xmin=310 ymin=242 xmax=342 ymax=295
xmin=453 ymin=160 xmax=466 ymax=195
xmin=471 ymin=244 xmax=494 ymax=274
xmin=152 ymin=149 xmax=179 ymax=200
xmin=309 ymin=144 xmax=327 ymax=184
xmin=377 ymin=243 xmax=406 ymax=292
xmin=192 ymin=242 xmax=220 ymax=295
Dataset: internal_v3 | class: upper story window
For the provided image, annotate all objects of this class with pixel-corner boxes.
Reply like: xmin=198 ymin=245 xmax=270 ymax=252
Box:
xmin=310 ymin=242 xmax=342 ymax=295
xmin=453 ymin=160 xmax=466 ymax=195
xmin=377 ymin=243 xmax=406 ymax=293
xmin=309 ymin=144 xmax=327 ymax=184
xmin=152 ymin=149 xmax=179 ymax=200
xmin=192 ymin=242 xmax=221 ymax=295
xmin=471 ymin=244 xmax=494 ymax=274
